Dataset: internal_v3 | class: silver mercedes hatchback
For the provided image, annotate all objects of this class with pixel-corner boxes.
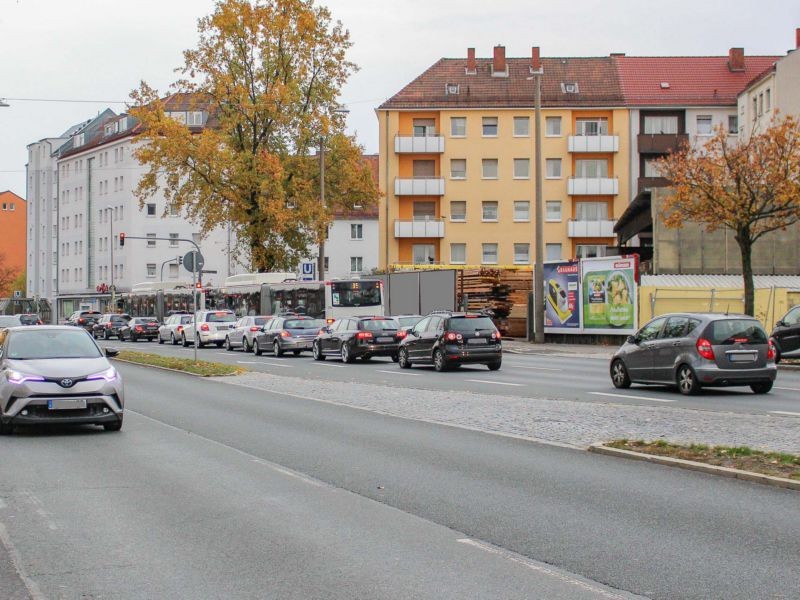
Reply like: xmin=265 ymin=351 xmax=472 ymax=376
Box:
xmin=0 ymin=326 xmax=124 ymax=434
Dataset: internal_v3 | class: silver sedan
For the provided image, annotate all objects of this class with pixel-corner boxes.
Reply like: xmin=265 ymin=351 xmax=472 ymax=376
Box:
xmin=0 ymin=326 xmax=124 ymax=434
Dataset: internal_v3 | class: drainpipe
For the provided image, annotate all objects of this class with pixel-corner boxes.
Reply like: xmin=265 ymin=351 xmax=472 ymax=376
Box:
xmin=384 ymin=110 xmax=391 ymax=315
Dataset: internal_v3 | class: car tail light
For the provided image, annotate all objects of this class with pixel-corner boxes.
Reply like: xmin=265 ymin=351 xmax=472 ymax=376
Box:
xmin=696 ymin=338 xmax=715 ymax=360
xmin=177 ymin=325 xmax=184 ymax=332
xmin=444 ymin=331 xmax=463 ymax=342
xmin=249 ymin=326 xmax=261 ymax=332
xmin=356 ymin=331 xmax=373 ymax=340
xmin=326 ymin=318 xmax=335 ymax=324
xmin=280 ymin=330 xmax=292 ymax=338
xmin=767 ymin=339 xmax=776 ymax=361
xmin=134 ymin=326 xmax=144 ymax=332
xmin=37 ymin=320 xmax=43 ymax=325
xmin=491 ymin=331 xmax=501 ymax=340
xmin=78 ymin=318 xmax=85 ymax=324
xmin=107 ymin=323 xmax=113 ymax=328
xmin=396 ymin=330 xmax=407 ymax=339
xmin=200 ymin=324 xmax=210 ymax=332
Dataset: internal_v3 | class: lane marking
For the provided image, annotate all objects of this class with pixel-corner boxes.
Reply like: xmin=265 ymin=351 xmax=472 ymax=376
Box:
xmin=589 ymin=391 xmax=675 ymax=403
xmin=456 ymin=538 xmax=627 ymax=600
xmin=466 ymin=379 xmax=524 ymax=387
xmin=769 ymin=411 xmax=800 ymax=417
xmin=315 ymin=362 xmax=346 ymax=368
xmin=507 ymin=365 xmax=562 ymax=372
xmin=0 ymin=523 xmax=47 ymax=600
xmin=260 ymin=361 xmax=294 ymax=368
xmin=376 ymin=369 xmax=421 ymax=376
xmin=775 ymin=386 xmax=800 ymax=392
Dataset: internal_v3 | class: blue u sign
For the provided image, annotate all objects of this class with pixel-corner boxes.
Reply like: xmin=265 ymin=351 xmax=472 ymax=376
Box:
xmin=301 ymin=262 xmax=315 ymax=276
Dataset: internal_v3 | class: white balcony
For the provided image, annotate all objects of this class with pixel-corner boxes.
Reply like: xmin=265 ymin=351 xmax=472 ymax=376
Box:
xmin=568 ymin=219 xmax=617 ymax=238
xmin=395 ymin=135 xmax=445 ymax=153
xmin=394 ymin=218 xmax=445 ymax=238
xmin=568 ymin=135 xmax=619 ymax=153
xmin=394 ymin=177 xmax=445 ymax=196
xmin=568 ymin=177 xmax=618 ymax=195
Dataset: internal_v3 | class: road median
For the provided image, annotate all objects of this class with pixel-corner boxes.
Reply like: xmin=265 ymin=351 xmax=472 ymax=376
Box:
xmin=113 ymin=350 xmax=246 ymax=377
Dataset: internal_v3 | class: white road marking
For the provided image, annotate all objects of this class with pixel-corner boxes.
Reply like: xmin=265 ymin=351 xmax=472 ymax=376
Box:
xmin=769 ymin=411 xmax=800 ymax=417
xmin=589 ymin=391 xmax=676 ymax=403
xmin=376 ymin=369 xmax=421 ymax=376
xmin=456 ymin=538 xmax=627 ymax=599
xmin=0 ymin=523 xmax=47 ymax=600
xmin=507 ymin=365 xmax=562 ymax=372
xmin=466 ymin=379 xmax=524 ymax=387
xmin=315 ymin=362 xmax=346 ymax=368
xmin=775 ymin=386 xmax=800 ymax=392
xmin=260 ymin=361 xmax=293 ymax=368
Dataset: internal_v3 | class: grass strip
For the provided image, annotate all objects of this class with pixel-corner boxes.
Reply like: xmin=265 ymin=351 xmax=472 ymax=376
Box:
xmin=116 ymin=350 xmax=245 ymax=377
xmin=606 ymin=439 xmax=800 ymax=481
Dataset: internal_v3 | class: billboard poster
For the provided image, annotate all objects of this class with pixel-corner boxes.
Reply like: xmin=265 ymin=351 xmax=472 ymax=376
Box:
xmin=580 ymin=256 xmax=638 ymax=334
xmin=543 ymin=261 xmax=581 ymax=332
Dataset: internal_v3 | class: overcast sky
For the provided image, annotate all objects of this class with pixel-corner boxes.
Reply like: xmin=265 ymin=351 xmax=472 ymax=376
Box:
xmin=1 ymin=0 xmax=799 ymax=197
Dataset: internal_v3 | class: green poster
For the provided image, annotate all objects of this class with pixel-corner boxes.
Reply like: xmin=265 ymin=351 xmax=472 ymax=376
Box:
xmin=581 ymin=259 xmax=636 ymax=332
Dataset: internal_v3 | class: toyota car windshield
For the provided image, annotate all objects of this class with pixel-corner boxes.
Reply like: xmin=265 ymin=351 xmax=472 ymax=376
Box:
xmin=7 ymin=329 xmax=103 ymax=360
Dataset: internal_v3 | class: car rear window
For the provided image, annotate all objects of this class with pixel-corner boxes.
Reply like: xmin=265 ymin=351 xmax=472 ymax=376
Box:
xmin=397 ymin=316 xmax=422 ymax=328
xmin=360 ymin=319 xmax=397 ymax=332
xmin=448 ymin=316 xmax=496 ymax=333
xmin=18 ymin=315 xmax=39 ymax=325
xmin=706 ymin=319 xmax=768 ymax=345
xmin=254 ymin=317 xmax=268 ymax=326
xmin=207 ymin=312 xmax=236 ymax=323
xmin=285 ymin=318 xmax=324 ymax=329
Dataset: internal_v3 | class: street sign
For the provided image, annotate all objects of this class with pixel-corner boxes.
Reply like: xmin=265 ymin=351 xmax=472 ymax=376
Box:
xmin=183 ymin=250 xmax=205 ymax=273
xmin=300 ymin=262 xmax=315 ymax=280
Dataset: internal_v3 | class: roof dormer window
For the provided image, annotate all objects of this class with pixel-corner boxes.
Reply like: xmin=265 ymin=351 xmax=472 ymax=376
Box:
xmin=560 ymin=82 xmax=580 ymax=94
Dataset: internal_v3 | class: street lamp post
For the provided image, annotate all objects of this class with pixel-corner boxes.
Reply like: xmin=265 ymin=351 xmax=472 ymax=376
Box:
xmin=529 ymin=49 xmax=545 ymax=343
xmin=316 ymin=108 xmax=349 ymax=281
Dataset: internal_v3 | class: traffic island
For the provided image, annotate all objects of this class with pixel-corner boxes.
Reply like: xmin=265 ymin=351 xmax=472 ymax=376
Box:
xmin=113 ymin=351 xmax=246 ymax=377
xmin=590 ymin=439 xmax=800 ymax=491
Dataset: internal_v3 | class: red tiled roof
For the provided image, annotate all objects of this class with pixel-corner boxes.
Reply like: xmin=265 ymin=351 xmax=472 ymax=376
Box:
xmin=614 ymin=56 xmax=780 ymax=106
xmin=380 ymin=57 xmax=623 ymax=109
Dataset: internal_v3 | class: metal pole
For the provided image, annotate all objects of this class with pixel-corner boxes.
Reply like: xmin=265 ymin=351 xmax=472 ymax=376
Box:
xmin=192 ymin=261 xmax=197 ymax=363
xmin=317 ymin=141 xmax=326 ymax=281
xmin=109 ymin=208 xmax=114 ymax=312
xmin=533 ymin=69 xmax=545 ymax=343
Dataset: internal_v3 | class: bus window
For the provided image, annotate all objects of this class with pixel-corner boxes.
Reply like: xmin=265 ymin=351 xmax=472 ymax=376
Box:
xmin=330 ymin=281 xmax=382 ymax=307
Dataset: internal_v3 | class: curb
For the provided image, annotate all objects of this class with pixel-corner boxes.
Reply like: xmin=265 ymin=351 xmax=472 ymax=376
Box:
xmin=588 ymin=444 xmax=799 ymax=491
xmin=778 ymin=363 xmax=800 ymax=371
xmin=110 ymin=357 xmax=243 ymax=378
xmin=503 ymin=348 xmax=613 ymax=359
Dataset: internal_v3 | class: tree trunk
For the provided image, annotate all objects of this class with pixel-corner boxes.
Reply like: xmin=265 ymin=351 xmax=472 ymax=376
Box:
xmin=735 ymin=230 xmax=755 ymax=316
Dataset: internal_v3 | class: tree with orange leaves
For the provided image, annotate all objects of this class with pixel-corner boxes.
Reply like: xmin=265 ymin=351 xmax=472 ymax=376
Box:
xmin=657 ymin=115 xmax=800 ymax=315
xmin=129 ymin=0 xmax=378 ymax=272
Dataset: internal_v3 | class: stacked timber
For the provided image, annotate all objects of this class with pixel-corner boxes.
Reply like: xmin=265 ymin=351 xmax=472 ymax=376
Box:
xmin=458 ymin=269 xmax=531 ymax=338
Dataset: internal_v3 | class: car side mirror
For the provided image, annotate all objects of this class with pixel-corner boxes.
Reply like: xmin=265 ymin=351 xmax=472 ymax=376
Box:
xmin=321 ymin=326 xmax=331 ymax=334
xmin=626 ymin=335 xmax=637 ymax=345
xmin=775 ymin=320 xmax=786 ymax=328
xmin=105 ymin=347 xmax=119 ymax=358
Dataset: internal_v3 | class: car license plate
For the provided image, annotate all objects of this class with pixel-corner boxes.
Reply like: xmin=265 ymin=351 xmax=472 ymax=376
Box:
xmin=216 ymin=325 xmax=231 ymax=331
xmin=467 ymin=338 xmax=488 ymax=345
xmin=48 ymin=398 xmax=87 ymax=410
xmin=377 ymin=337 xmax=394 ymax=343
xmin=729 ymin=352 xmax=757 ymax=362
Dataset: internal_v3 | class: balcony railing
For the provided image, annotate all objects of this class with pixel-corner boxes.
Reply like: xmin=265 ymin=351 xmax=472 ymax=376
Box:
xmin=394 ymin=177 xmax=445 ymax=196
xmin=395 ymin=135 xmax=445 ymax=154
xmin=568 ymin=219 xmax=617 ymax=238
xmin=568 ymin=135 xmax=619 ymax=153
xmin=567 ymin=177 xmax=619 ymax=196
xmin=637 ymin=176 xmax=670 ymax=193
xmin=637 ymin=133 xmax=689 ymax=154
xmin=394 ymin=218 xmax=445 ymax=238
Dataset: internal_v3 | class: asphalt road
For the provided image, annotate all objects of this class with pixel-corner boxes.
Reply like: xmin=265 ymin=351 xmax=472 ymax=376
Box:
xmin=2 ymin=364 xmax=798 ymax=599
xmin=100 ymin=337 xmax=800 ymax=417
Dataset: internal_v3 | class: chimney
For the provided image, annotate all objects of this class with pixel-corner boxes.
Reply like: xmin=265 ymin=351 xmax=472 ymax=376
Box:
xmin=467 ymin=47 xmax=476 ymax=74
xmin=531 ymin=46 xmax=542 ymax=73
xmin=493 ymin=45 xmax=506 ymax=74
xmin=728 ymin=47 xmax=745 ymax=72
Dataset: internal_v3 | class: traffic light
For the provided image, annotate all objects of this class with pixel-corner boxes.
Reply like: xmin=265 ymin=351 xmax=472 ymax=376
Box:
xmin=119 ymin=233 xmax=125 ymax=247
xmin=178 ymin=256 xmax=183 ymax=265
xmin=195 ymin=282 xmax=202 ymax=289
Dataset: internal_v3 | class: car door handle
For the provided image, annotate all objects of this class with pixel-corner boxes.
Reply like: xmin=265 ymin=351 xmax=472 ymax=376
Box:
xmin=671 ymin=341 xmax=681 ymax=347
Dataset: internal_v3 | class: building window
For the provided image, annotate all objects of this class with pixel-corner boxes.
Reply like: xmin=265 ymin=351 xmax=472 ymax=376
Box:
xmin=575 ymin=118 xmax=609 ymax=136
xmin=350 ymin=223 xmax=363 ymax=239
xmin=643 ymin=115 xmax=678 ymax=134
xmin=765 ymin=88 xmax=771 ymax=111
xmin=323 ymin=257 xmax=329 ymax=271
xmin=350 ymin=256 xmax=363 ymax=273
xmin=513 ymin=117 xmax=529 ymax=137
xmin=514 ymin=244 xmax=530 ymax=264
xmin=169 ymin=202 xmax=179 ymax=217
xmin=575 ymin=159 xmax=608 ymax=178
xmin=482 ymin=201 xmax=498 ymax=222
xmin=643 ymin=158 xmax=663 ymax=177
xmin=545 ymin=116 xmax=561 ymax=136
xmin=482 ymin=117 xmax=498 ymax=137
xmin=413 ymin=118 xmax=436 ymax=137
xmin=187 ymin=111 xmax=205 ymax=126
xmin=450 ymin=201 xmax=466 ymax=222
xmin=450 ymin=159 xmax=466 ymax=179
xmin=576 ymin=244 xmax=606 ymax=259
xmin=546 ymin=201 xmax=562 ymax=222
xmin=728 ymin=115 xmax=739 ymax=135
xmin=696 ymin=115 xmax=713 ymax=135
xmin=513 ymin=158 xmax=530 ymax=179
xmin=758 ymin=94 xmax=764 ymax=116
xmin=546 ymin=158 xmax=562 ymax=178
xmin=575 ymin=202 xmax=609 ymax=221
xmin=147 ymin=233 xmax=156 ymax=248
xmin=413 ymin=201 xmax=436 ymax=220
xmin=753 ymin=97 xmax=758 ymax=120
xmin=514 ymin=201 xmax=530 ymax=222
xmin=169 ymin=263 xmax=179 ymax=278
xmin=546 ymin=243 xmax=562 ymax=261
xmin=450 ymin=117 xmax=466 ymax=137
xmin=482 ymin=159 xmax=498 ymax=179
xmin=147 ymin=203 xmax=156 ymax=216
xmin=169 ymin=233 xmax=179 ymax=247
xmin=412 ymin=244 xmax=436 ymax=264
xmin=146 ymin=263 xmax=157 ymax=278
xmin=481 ymin=243 xmax=498 ymax=265
xmin=450 ymin=243 xmax=466 ymax=265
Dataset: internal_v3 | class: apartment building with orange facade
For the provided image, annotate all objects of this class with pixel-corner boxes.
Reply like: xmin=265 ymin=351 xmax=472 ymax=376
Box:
xmin=377 ymin=46 xmax=629 ymax=269
xmin=0 ymin=190 xmax=27 ymax=293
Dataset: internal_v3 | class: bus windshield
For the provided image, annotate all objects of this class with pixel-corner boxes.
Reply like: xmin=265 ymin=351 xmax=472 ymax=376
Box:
xmin=330 ymin=281 xmax=381 ymax=308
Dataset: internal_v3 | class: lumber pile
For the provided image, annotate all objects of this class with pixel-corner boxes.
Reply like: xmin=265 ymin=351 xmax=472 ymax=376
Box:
xmin=458 ymin=269 xmax=532 ymax=338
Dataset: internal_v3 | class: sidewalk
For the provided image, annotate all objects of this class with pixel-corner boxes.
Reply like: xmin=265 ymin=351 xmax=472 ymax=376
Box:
xmin=502 ymin=340 xmax=616 ymax=359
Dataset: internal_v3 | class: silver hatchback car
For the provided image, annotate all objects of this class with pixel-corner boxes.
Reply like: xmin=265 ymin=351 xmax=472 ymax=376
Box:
xmin=610 ymin=313 xmax=777 ymax=395
xmin=0 ymin=326 xmax=124 ymax=434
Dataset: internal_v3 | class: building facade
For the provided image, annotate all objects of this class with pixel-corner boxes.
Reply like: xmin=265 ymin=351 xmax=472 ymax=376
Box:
xmin=0 ymin=190 xmax=27 ymax=295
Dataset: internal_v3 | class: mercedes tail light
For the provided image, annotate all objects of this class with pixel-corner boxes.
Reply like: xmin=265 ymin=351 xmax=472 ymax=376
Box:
xmin=696 ymin=338 xmax=715 ymax=360
xmin=767 ymin=339 xmax=776 ymax=361
xmin=134 ymin=326 xmax=144 ymax=332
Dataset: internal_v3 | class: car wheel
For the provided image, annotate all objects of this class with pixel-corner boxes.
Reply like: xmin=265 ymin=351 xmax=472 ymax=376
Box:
xmin=487 ymin=361 xmax=501 ymax=371
xmin=433 ymin=349 xmax=449 ymax=372
xmin=253 ymin=340 xmax=263 ymax=356
xmin=158 ymin=334 xmax=165 ymax=345
xmin=391 ymin=354 xmax=399 ymax=363
xmin=0 ymin=420 xmax=13 ymax=435
xmin=196 ymin=335 xmax=205 ymax=349
xmin=182 ymin=333 xmax=189 ymax=347
xmin=225 ymin=337 xmax=233 ymax=351
xmin=313 ymin=341 xmax=325 ymax=361
xmin=611 ymin=359 xmax=632 ymax=389
xmin=104 ymin=330 xmax=110 ymax=340
xmin=677 ymin=364 xmax=701 ymax=396
xmin=131 ymin=335 xmax=138 ymax=343
xmin=341 ymin=342 xmax=354 ymax=364
xmin=773 ymin=345 xmax=781 ymax=364
xmin=273 ymin=340 xmax=284 ymax=357
xmin=103 ymin=418 xmax=123 ymax=432
xmin=398 ymin=347 xmax=411 ymax=369
xmin=171 ymin=333 xmax=178 ymax=345
xmin=293 ymin=350 xmax=301 ymax=356
xmin=243 ymin=338 xmax=251 ymax=353
xmin=750 ymin=381 xmax=773 ymax=394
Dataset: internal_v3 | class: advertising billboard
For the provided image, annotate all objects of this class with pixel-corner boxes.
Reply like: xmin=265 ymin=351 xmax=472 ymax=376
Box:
xmin=581 ymin=256 xmax=638 ymax=334
xmin=544 ymin=261 xmax=581 ymax=332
